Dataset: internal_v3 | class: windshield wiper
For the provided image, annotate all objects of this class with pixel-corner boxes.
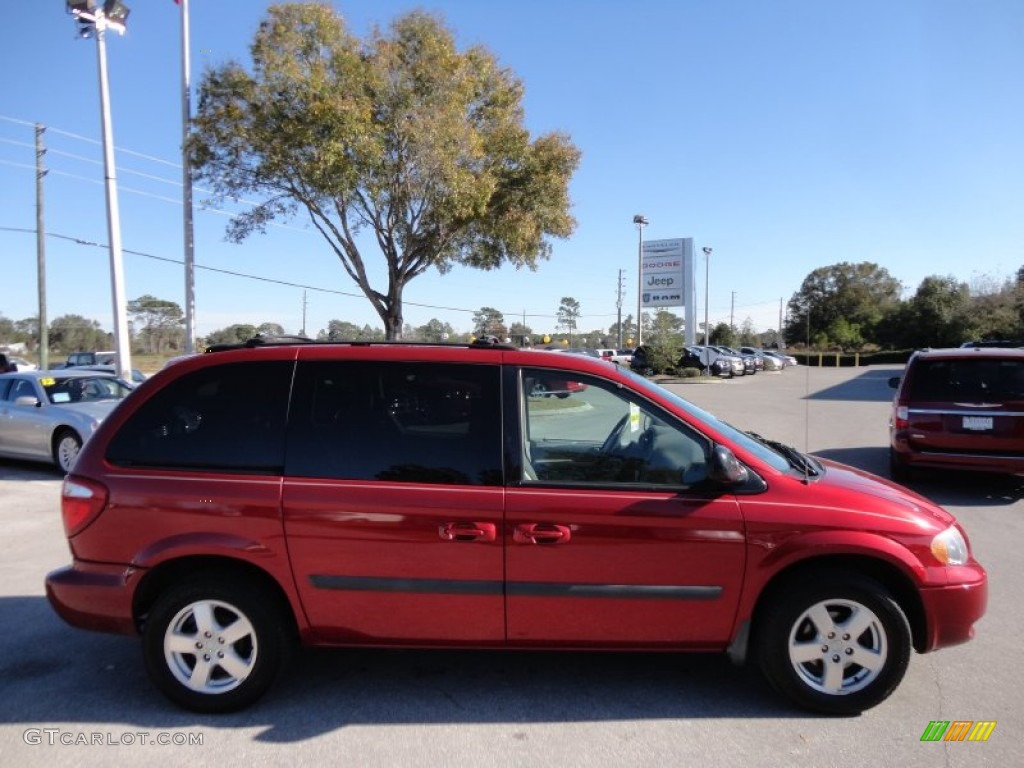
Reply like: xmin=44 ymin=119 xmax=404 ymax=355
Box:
xmin=745 ymin=432 xmax=820 ymax=479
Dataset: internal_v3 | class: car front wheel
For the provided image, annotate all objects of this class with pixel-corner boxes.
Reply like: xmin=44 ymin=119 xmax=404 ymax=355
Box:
xmin=53 ymin=429 xmax=82 ymax=473
xmin=756 ymin=573 xmax=911 ymax=715
xmin=143 ymin=579 xmax=289 ymax=713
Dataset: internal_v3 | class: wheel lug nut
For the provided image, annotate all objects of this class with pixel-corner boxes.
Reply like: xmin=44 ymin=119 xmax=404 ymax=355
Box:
xmin=845 ymin=648 xmax=854 ymax=655
xmin=204 ymin=631 xmax=212 ymax=638
xmin=832 ymin=655 xmax=840 ymax=663
xmin=843 ymin=634 xmax=850 ymax=641
xmin=203 ymin=654 xmax=211 ymax=661
xmin=828 ymin=632 xmax=835 ymax=639
xmin=821 ymin=645 xmax=829 ymax=652
xmin=195 ymin=642 xmax=203 ymax=649
xmin=218 ymin=637 xmax=224 ymax=644
xmin=217 ymin=651 xmax=224 ymax=658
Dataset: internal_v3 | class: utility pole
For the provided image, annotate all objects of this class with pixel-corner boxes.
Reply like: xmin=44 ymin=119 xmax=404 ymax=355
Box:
xmin=300 ymin=291 xmax=308 ymax=336
xmin=179 ymin=0 xmax=197 ymax=354
xmin=615 ymin=268 xmax=625 ymax=348
xmin=730 ymin=291 xmax=736 ymax=331
xmin=779 ymin=297 xmax=784 ymax=349
xmin=35 ymin=124 xmax=49 ymax=370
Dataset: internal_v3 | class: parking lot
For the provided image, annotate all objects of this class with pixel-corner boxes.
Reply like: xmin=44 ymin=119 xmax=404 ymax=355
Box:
xmin=0 ymin=364 xmax=1018 ymax=767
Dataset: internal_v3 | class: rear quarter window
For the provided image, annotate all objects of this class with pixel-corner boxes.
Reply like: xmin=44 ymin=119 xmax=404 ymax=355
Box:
xmin=105 ymin=361 xmax=293 ymax=473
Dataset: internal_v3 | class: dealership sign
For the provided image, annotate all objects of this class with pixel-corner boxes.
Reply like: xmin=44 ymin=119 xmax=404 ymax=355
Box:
xmin=641 ymin=238 xmax=691 ymax=309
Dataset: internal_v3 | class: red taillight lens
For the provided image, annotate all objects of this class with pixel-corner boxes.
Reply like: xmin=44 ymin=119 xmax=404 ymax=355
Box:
xmin=61 ymin=476 xmax=109 ymax=537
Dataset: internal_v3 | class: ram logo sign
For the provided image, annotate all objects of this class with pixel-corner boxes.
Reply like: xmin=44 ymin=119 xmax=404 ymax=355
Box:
xmin=920 ymin=720 xmax=996 ymax=742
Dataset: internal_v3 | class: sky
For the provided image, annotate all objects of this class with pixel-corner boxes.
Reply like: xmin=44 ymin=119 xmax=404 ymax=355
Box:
xmin=2 ymin=0 xmax=1023 ymax=343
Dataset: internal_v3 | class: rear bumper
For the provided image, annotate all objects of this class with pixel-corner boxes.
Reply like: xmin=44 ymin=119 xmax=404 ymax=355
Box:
xmin=45 ymin=561 xmax=140 ymax=636
xmin=918 ymin=565 xmax=988 ymax=652
xmin=891 ymin=436 xmax=1024 ymax=475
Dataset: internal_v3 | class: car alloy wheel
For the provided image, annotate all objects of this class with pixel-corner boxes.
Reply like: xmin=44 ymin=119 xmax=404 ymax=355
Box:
xmin=143 ymin=579 xmax=289 ymax=712
xmin=757 ymin=573 xmax=911 ymax=714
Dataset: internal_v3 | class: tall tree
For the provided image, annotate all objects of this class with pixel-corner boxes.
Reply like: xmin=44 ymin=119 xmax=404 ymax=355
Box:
xmin=189 ymin=4 xmax=581 ymax=340
xmin=472 ymin=307 xmax=506 ymax=338
xmin=556 ymin=297 xmax=581 ymax=345
xmin=127 ymin=295 xmax=185 ymax=355
xmin=204 ymin=324 xmax=257 ymax=347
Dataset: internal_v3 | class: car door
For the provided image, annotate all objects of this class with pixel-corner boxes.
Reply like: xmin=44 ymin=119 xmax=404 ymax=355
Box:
xmin=282 ymin=356 xmax=506 ymax=645
xmin=506 ymin=367 xmax=746 ymax=647
xmin=0 ymin=377 xmax=51 ymax=460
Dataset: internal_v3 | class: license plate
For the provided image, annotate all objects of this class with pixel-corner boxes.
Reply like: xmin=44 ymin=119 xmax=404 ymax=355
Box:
xmin=962 ymin=416 xmax=993 ymax=431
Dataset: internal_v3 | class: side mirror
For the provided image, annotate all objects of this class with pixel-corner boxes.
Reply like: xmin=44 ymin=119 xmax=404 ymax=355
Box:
xmin=888 ymin=376 xmax=901 ymax=389
xmin=709 ymin=444 xmax=749 ymax=486
xmin=14 ymin=396 xmax=41 ymax=407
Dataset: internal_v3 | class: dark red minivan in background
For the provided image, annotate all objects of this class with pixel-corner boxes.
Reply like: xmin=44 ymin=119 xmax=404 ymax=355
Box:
xmin=889 ymin=347 xmax=1024 ymax=479
xmin=46 ymin=339 xmax=986 ymax=715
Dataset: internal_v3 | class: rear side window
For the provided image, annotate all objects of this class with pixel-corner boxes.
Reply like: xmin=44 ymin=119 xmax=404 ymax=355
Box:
xmin=286 ymin=361 xmax=502 ymax=485
xmin=908 ymin=358 xmax=1024 ymax=403
xmin=106 ymin=361 xmax=293 ymax=473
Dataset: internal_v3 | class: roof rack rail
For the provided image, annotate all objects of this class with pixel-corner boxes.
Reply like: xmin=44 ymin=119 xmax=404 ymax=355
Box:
xmin=204 ymin=335 xmax=519 ymax=354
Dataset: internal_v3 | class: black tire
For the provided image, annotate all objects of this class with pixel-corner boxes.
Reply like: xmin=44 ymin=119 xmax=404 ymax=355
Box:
xmin=756 ymin=572 xmax=911 ymax=715
xmin=889 ymin=449 xmax=911 ymax=482
xmin=142 ymin=578 xmax=291 ymax=713
xmin=53 ymin=429 xmax=82 ymax=473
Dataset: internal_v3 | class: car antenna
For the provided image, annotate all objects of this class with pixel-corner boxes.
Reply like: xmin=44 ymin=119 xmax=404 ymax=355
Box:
xmin=803 ymin=310 xmax=811 ymax=484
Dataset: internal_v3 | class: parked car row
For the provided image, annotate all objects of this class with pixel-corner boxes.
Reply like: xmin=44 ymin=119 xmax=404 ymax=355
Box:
xmin=630 ymin=344 xmax=798 ymax=378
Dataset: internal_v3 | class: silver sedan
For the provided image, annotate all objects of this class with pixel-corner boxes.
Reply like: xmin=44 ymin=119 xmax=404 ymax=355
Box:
xmin=0 ymin=370 xmax=133 ymax=472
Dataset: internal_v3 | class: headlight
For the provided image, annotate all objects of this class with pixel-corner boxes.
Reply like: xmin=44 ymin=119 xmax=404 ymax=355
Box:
xmin=931 ymin=526 xmax=969 ymax=566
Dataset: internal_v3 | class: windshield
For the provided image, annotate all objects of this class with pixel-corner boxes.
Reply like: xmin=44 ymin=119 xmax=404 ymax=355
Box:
xmin=621 ymin=368 xmax=791 ymax=473
xmin=42 ymin=376 xmax=133 ymax=405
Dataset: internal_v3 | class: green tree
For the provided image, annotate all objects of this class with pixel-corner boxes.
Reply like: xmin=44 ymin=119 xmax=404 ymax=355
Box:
xmin=316 ymin=320 xmax=383 ymax=341
xmin=472 ymin=307 xmax=507 ymax=338
xmin=48 ymin=315 xmax=111 ymax=354
xmin=709 ymin=322 xmax=736 ymax=347
xmin=256 ymin=322 xmax=286 ymax=337
xmin=416 ymin=318 xmax=455 ymax=343
xmin=189 ymin=4 xmax=580 ymax=340
xmin=785 ymin=262 xmax=902 ymax=349
xmin=903 ymin=276 xmax=971 ymax=348
xmin=645 ymin=310 xmax=684 ymax=373
xmin=556 ymin=297 xmax=581 ymax=345
xmin=204 ymin=324 xmax=257 ymax=346
xmin=127 ymin=295 xmax=185 ymax=355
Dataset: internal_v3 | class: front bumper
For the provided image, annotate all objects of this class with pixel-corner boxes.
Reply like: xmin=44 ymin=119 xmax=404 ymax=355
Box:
xmin=918 ymin=564 xmax=988 ymax=652
xmin=45 ymin=561 xmax=141 ymax=636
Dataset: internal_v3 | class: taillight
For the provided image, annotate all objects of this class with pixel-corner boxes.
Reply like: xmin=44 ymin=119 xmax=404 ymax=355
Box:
xmin=893 ymin=405 xmax=909 ymax=431
xmin=61 ymin=476 xmax=109 ymax=537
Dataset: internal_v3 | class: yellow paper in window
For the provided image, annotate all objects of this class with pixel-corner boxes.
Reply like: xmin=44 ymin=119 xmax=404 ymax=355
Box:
xmin=629 ymin=403 xmax=640 ymax=433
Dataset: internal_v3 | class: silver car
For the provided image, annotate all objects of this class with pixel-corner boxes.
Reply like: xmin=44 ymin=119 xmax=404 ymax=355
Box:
xmin=0 ymin=370 xmax=133 ymax=472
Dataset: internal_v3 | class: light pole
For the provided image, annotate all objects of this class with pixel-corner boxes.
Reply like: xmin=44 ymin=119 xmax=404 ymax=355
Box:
xmin=702 ymin=246 xmax=712 ymax=347
xmin=633 ymin=214 xmax=648 ymax=346
xmin=67 ymin=1 xmax=132 ymax=382
xmin=178 ymin=0 xmax=196 ymax=353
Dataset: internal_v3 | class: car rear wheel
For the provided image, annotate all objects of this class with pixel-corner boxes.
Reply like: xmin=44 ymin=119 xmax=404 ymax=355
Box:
xmin=756 ymin=573 xmax=911 ymax=715
xmin=53 ymin=429 xmax=82 ymax=473
xmin=143 ymin=579 xmax=289 ymax=713
xmin=889 ymin=448 xmax=911 ymax=482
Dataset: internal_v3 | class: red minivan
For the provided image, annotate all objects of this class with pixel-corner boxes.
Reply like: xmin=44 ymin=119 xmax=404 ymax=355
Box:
xmin=46 ymin=339 xmax=986 ymax=714
xmin=889 ymin=347 xmax=1024 ymax=479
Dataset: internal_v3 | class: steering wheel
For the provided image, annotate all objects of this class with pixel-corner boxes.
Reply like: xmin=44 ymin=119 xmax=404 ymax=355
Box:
xmin=600 ymin=413 xmax=631 ymax=455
